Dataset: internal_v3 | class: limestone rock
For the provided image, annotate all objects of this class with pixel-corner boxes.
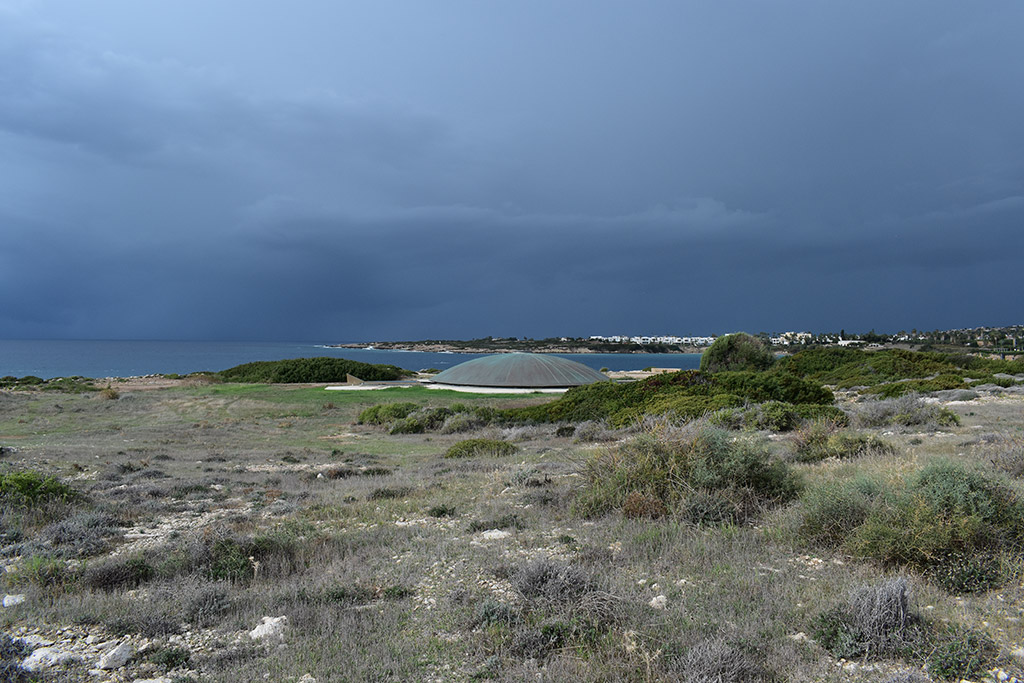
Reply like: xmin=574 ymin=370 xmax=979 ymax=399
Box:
xmin=479 ymin=529 xmax=511 ymax=540
xmin=99 ymin=640 xmax=135 ymax=669
xmin=22 ymin=646 xmax=82 ymax=671
xmin=249 ymin=615 xmax=289 ymax=640
xmin=2 ymin=594 xmax=26 ymax=607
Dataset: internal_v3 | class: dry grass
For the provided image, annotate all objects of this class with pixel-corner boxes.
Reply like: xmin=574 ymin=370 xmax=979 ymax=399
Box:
xmin=0 ymin=383 xmax=1022 ymax=681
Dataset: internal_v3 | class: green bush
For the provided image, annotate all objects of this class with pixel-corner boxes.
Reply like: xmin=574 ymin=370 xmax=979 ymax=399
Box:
xmin=926 ymin=626 xmax=997 ymax=680
xmin=0 ymin=470 xmax=76 ymax=507
xmin=573 ymin=423 xmax=798 ymax=519
xmin=218 ymin=357 xmax=412 ymax=383
xmin=712 ymin=401 xmax=849 ymax=432
xmin=797 ymin=476 xmax=885 ymax=547
xmin=798 ymin=460 xmax=1024 ymax=592
xmin=445 ymin=438 xmax=518 ymax=459
xmin=388 ymin=407 xmax=453 ymax=434
xmin=869 ymin=373 xmax=967 ymax=398
xmin=700 ymin=333 xmax=775 ymax=373
xmin=510 ymin=369 xmax=834 ymax=427
xmin=357 ymin=402 xmax=419 ymax=425
xmin=791 ymin=421 xmax=894 ymax=462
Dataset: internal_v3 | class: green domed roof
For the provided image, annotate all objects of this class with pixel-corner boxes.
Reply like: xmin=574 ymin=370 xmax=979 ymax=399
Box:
xmin=431 ymin=353 xmax=609 ymax=388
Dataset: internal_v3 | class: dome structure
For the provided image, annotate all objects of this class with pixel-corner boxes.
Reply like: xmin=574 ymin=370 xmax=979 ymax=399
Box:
xmin=430 ymin=353 xmax=609 ymax=388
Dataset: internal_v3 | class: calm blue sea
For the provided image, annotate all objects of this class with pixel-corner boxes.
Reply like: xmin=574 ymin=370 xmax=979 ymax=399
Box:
xmin=0 ymin=340 xmax=701 ymax=379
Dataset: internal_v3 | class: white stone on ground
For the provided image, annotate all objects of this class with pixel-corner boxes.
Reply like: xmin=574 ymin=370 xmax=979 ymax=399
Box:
xmin=479 ymin=529 xmax=511 ymax=540
xmin=99 ymin=640 xmax=135 ymax=669
xmin=21 ymin=647 xmax=82 ymax=671
xmin=249 ymin=615 xmax=289 ymax=640
xmin=2 ymin=594 xmax=26 ymax=607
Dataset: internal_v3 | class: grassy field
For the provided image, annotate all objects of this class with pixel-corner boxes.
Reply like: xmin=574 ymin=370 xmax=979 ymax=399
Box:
xmin=1 ymin=374 xmax=1023 ymax=682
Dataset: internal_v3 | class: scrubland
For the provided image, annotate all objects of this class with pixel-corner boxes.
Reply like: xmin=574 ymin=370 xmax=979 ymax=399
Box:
xmin=1 ymin=349 xmax=1024 ymax=682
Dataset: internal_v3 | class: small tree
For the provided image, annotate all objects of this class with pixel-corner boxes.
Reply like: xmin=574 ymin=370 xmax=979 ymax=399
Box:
xmin=700 ymin=333 xmax=775 ymax=373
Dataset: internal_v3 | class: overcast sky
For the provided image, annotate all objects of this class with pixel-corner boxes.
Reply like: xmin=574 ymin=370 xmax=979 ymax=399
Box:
xmin=2 ymin=1 xmax=1022 ymax=341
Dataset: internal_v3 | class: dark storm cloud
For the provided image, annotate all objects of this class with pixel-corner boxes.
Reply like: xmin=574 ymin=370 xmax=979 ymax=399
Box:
xmin=1 ymin=2 xmax=1022 ymax=340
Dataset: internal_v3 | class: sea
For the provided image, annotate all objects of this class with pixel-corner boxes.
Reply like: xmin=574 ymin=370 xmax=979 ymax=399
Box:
xmin=0 ymin=340 xmax=702 ymax=380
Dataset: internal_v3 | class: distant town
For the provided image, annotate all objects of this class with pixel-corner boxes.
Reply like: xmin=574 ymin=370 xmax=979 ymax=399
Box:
xmin=332 ymin=324 xmax=1023 ymax=357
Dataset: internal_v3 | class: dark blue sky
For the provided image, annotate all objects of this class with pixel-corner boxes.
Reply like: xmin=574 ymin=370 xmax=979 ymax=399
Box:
xmin=2 ymin=2 xmax=1022 ymax=341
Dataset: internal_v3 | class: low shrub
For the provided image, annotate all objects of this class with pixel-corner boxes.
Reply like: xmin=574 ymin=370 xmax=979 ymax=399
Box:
xmin=984 ymin=434 xmax=1024 ymax=478
xmin=513 ymin=558 xmax=591 ymax=607
xmin=148 ymin=645 xmax=192 ymax=669
xmin=445 ymin=438 xmax=518 ymax=459
xmin=620 ymin=491 xmax=668 ymax=519
xmin=38 ymin=511 xmax=121 ymax=557
xmin=790 ymin=421 xmax=894 ymax=462
xmin=574 ymin=422 xmax=798 ymax=519
xmin=82 ymin=555 xmax=154 ymax=591
xmin=358 ymin=402 xmax=419 ymax=425
xmin=0 ymin=469 xmax=76 ymax=507
xmin=180 ymin=581 xmax=231 ymax=627
xmin=427 ymin=504 xmax=456 ymax=518
xmin=869 ymin=373 xmax=968 ymax=398
xmin=681 ymin=487 xmax=762 ymax=526
xmin=799 ymin=460 xmax=1024 ymax=592
xmin=388 ymin=407 xmax=454 ymax=434
xmin=813 ymin=577 xmax=919 ymax=660
xmin=662 ymin=636 xmax=769 ymax=683
xmin=472 ymin=599 xmax=520 ymax=627
xmin=712 ymin=402 xmax=850 ymax=432
xmin=0 ymin=633 xmax=33 ymax=683
xmin=368 ymin=486 xmax=414 ymax=500
xmin=17 ymin=554 xmax=73 ymax=593
xmin=853 ymin=395 xmax=960 ymax=429
xmin=467 ymin=514 xmax=524 ymax=533
xmin=796 ymin=476 xmax=885 ymax=547
xmin=438 ymin=412 xmax=485 ymax=434
xmin=925 ymin=625 xmax=997 ymax=680
xmin=572 ymin=420 xmax=620 ymax=443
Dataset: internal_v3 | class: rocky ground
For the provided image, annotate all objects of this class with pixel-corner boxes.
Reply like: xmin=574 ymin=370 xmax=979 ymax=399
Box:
xmin=1 ymin=381 xmax=1024 ymax=681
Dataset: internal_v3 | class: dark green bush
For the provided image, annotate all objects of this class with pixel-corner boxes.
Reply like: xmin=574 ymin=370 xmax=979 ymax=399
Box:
xmin=445 ymin=438 xmax=518 ymax=459
xmin=218 ymin=357 xmax=412 ymax=383
xmin=700 ymin=333 xmax=776 ymax=373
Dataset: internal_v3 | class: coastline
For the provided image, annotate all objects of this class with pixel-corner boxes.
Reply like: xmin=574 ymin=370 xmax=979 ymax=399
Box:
xmin=328 ymin=341 xmax=710 ymax=355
